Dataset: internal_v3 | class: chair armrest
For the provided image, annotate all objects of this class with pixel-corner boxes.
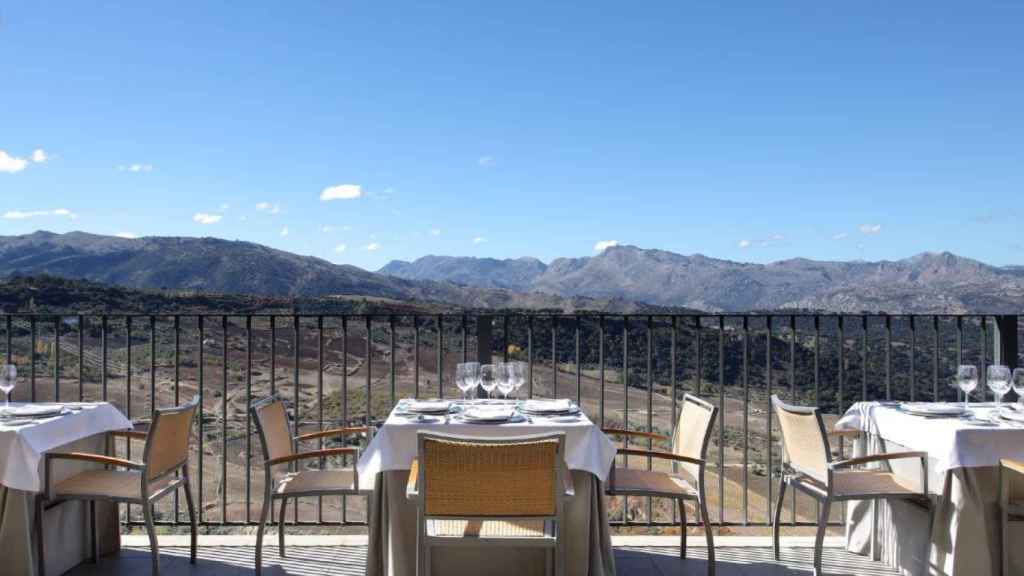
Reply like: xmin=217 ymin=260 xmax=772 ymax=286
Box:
xmin=829 ymin=451 xmax=928 ymax=470
xmin=265 ymin=447 xmax=358 ymax=467
xmin=406 ymin=459 xmax=419 ymax=500
xmin=827 ymin=429 xmax=860 ymax=439
xmin=602 ymin=428 xmax=670 ymax=443
xmin=295 ymin=427 xmax=370 ymax=443
xmin=109 ymin=430 xmax=148 ymax=441
xmin=46 ymin=452 xmax=145 ymax=470
xmin=1003 ymin=459 xmax=1024 ymax=476
xmin=616 ymin=448 xmax=704 ymax=467
xmin=562 ymin=464 xmax=575 ymax=499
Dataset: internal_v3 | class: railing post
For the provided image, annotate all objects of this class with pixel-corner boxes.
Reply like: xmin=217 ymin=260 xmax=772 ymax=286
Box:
xmin=475 ymin=315 xmax=493 ymax=398
xmin=994 ymin=315 xmax=1019 ymax=369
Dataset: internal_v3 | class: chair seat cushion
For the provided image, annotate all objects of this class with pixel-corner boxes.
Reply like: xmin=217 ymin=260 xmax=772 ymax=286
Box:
xmin=608 ymin=468 xmax=696 ymax=497
xmin=426 ymin=519 xmax=551 ymax=539
xmin=54 ymin=470 xmax=174 ymax=502
xmin=831 ymin=470 xmax=920 ymax=498
xmin=275 ymin=469 xmax=356 ymax=495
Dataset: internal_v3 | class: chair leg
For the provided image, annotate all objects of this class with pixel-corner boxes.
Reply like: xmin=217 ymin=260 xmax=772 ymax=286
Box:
xmin=698 ymin=491 xmax=715 ymax=576
xmin=143 ymin=501 xmax=160 ymax=576
xmin=813 ymin=498 xmax=832 ymax=576
xmin=278 ymin=498 xmax=288 ymax=557
xmin=556 ymin=520 xmax=566 ymax=576
xmin=772 ymin=476 xmax=787 ymax=561
xmin=34 ymin=495 xmax=45 ymax=576
xmin=870 ymin=499 xmax=879 ymax=562
xmin=255 ymin=491 xmax=271 ymax=575
xmin=90 ymin=500 xmax=100 ymax=564
xmin=183 ymin=472 xmax=198 ymax=564
xmin=678 ymin=499 xmax=687 ymax=559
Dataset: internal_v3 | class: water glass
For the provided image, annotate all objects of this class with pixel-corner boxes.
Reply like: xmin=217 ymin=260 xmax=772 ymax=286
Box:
xmin=509 ymin=361 xmax=526 ymax=399
xmin=480 ymin=364 xmax=499 ymax=399
xmin=1013 ymin=368 xmax=1024 ymax=407
xmin=455 ymin=362 xmax=480 ymax=401
xmin=496 ymin=362 xmax=515 ymax=399
xmin=0 ymin=364 xmax=16 ymax=410
xmin=988 ymin=365 xmax=1012 ymax=407
xmin=955 ymin=365 xmax=977 ymax=411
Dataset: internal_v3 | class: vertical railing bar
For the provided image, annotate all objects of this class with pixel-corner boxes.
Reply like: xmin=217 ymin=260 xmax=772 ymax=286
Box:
xmin=293 ymin=316 xmax=301 ymax=524
xmin=245 ymin=316 xmax=252 ymax=525
xmin=218 ymin=316 xmax=226 ymax=524
xmin=838 ymin=316 xmax=846 ymax=520
xmin=718 ymin=316 xmax=725 ymax=524
xmin=862 ymin=317 xmax=868 ymax=402
xmin=552 ymin=316 xmax=558 ymax=398
xmin=78 ymin=315 xmax=84 ymax=401
xmin=599 ymin=315 xmax=605 ymax=426
xmin=527 ymin=316 xmax=534 ymax=399
xmin=126 ymin=317 xmax=133 ymax=465
xmin=957 ymin=316 xmax=964 ymax=402
xmin=789 ymin=315 xmax=796 ymax=525
xmin=318 ymin=316 xmax=325 ymax=524
xmin=30 ymin=316 xmax=36 ymax=402
xmin=623 ymin=315 xmax=630 ymax=522
xmin=366 ymin=316 xmax=373 ymax=426
xmin=5 ymin=316 xmax=11 ymax=378
xmin=102 ymin=316 xmax=108 ymax=403
xmin=885 ymin=315 xmax=892 ymax=400
xmin=813 ymin=315 xmax=820 ymax=522
xmin=981 ymin=316 xmax=988 ymax=400
xmin=461 ymin=314 xmax=467 ymax=365
xmin=150 ymin=316 xmax=156 ymax=419
xmin=742 ymin=315 xmax=749 ymax=526
xmin=437 ymin=314 xmax=443 ymax=398
xmin=933 ymin=316 xmax=940 ymax=400
xmin=198 ymin=316 xmax=205 ymax=524
xmin=270 ymin=316 xmax=276 ymax=397
xmin=54 ymin=316 xmax=60 ymax=402
xmin=503 ymin=316 xmax=510 ymax=364
xmin=390 ymin=316 xmax=397 ymax=407
xmin=575 ymin=315 xmax=582 ymax=404
xmin=174 ymin=315 xmax=180 ymax=521
xmin=671 ymin=316 xmax=678 ymax=526
xmin=766 ymin=315 xmax=774 ymax=525
xmin=413 ymin=317 xmax=420 ymax=398
xmin=341 ymin=316 xmax=348 ymax=525
xmin=910 ymin=316 xmax=917 ymax=402
xmin=696 ymin=317 xmax=702 ymax=397
xmin=646 ymin=315 xmax=654 ymax=526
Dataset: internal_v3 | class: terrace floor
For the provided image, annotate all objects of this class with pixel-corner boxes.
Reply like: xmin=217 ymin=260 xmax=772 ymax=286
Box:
xmin=65 ymin=536 xmax=900 ymax=576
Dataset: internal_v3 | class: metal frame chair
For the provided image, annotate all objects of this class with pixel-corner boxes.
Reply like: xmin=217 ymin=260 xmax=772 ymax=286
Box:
xmin=1000 ymin=458 xmax=1024 ymax=576
xmin=251 ymin=396 xmax=370 ymax=575
xmin=603 ymin=393 xmax=718 ymax=575
xmin=406 ymin=430 xmax=574 ymax=576
xmin=39 ymin=396 xmax=200 ymax=576
xmin=770 ymin=395 xmax=930 ymax=576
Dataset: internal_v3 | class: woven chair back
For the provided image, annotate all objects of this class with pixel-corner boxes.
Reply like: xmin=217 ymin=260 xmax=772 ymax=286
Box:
xmin=671 ymin=394 xmax=717 ymax=479
xmin=253 ymin=399 xmax=294 ymax=467
xmin=772 ymin=395 xmax=830 ymax=484
xmin=144 ymin=396 xmax=199 ymax=481
xmin=421 ymin=435 xmax=561 ymax=518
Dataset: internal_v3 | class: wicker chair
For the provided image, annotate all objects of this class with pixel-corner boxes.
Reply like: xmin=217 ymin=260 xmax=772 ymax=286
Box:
xmin=406 ymin=431 xmax=574 ymax=576
xmin=770 ymin=395 xmax=930 ymax=576
xmin=1000 ymin=458 xmax=1024 ymax=575
xmin=39 ymin=396 xmax=200 ymax=576
xmin=251 ymin=397 xmax=369 ymax=574
xmin=603 ymin=393 xmax=718 ymax=575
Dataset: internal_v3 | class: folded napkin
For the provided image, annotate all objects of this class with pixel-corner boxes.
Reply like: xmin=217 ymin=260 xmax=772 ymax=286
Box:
xmin=406 ymin=400 xmax=451 ymax=413
xmin=0 ymin=404 xmax=66 ymax=418
xmin=522 ymin=399 xmax=574 ymax=413
xmin=463 ymin=405 xmax=515 ymax=421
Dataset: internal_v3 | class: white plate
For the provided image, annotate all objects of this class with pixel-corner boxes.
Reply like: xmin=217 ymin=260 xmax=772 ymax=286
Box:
xmin=461 ymin=406 xmax=516 ymax=422
xmin=0 ymin=404 xmax=66 ymax=418
xmin=900 ymin=403 xmax=966 ymax=417
xmin=404 ymin=400 xmax=452 ymax=414
xmin=997 ymin=408 xmax=1024 ymax=423
xmin=521 ymin=399 xmax=579 ymax=415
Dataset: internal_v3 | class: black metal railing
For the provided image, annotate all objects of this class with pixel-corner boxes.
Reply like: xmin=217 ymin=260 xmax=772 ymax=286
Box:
xmin=1 ymin=312 xmax=1020 ymax=530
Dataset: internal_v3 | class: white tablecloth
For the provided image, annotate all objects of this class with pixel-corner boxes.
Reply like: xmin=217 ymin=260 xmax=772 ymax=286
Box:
xmin=357 ymin=406 xmax=617 ymax=485
xmin=834 ymin=401 xmax=1024 ymax=474
xmin=0 ymin=403 xmax=132 ymax=492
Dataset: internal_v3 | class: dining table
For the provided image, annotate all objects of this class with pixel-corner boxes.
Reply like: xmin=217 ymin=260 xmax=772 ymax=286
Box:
xmin=835 ymin=401 xmax=1024 ymax=576
xmin=357 ymin=398 xmax=618 ymax=576
xmin=0 ymin=401 xmax=132 ymax=576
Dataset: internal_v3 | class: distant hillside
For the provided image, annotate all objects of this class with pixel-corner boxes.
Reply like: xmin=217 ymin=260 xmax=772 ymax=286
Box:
xmin=381 ymin=255 xmax=545 ymax=291
xmin=381 ymin=246 xmax=1024 ymax=313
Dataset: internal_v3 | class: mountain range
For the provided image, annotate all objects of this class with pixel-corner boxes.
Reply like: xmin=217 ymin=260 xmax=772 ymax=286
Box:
xmin=0 ymin=231 xmax=1021 ymax=313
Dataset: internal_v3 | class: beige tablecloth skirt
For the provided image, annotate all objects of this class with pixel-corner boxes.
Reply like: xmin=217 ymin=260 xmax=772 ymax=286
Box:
xmin=846 ymin=434 xmax=1024 ymax=576
xmin=0 ymin=433 xmax=120 ymax=576
xmin=365 ymin=469 xmax=616 ymax=576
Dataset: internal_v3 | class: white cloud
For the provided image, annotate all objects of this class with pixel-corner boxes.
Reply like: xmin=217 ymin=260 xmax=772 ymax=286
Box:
xmin=255 ymin=202 xmax=281 ymax=214
xmin=280 ymin=226 xmax=289 ymax=237
xmin=193 ymin=212 xmax=222 ymax=225
xmin=859 ymin=224 xmax=882 ymax=235
xmin=334 ymin=244 xmax=347 ymax=253
xmin=3 ymin=208 xmax=77 ymax=220
xmin=738 ymin=240 xmax=752 ymax=248
xmin=115 ymin=232 xmax=138 ymax=239
xmin=593 ymin=240 xmax=619 ymax=252
xmin=320 ymin=225 xmax=336 ymax=233
xmin=31 ymin=149 xmax=48 ymax=163
xmin=219 ymin=203 xmax=231 ymax=211
xmin=0 ymin=150 xmax=29 ymax=174
xmin=833 ymin=232 xmax=849 ymax=240
xmin=320 ymin=184 xmax=362 ymax=201
xmin=477 ymin=156 xmax=496 ymax=167
xmin=341 ymin=225 xmax=352 ymax=232
xmin=770 ymin=233 xmax=785 ymax=241
xmin=118 ymin=163 xmax=153 ymax=173
xmin=365 ymin=242 xmax=380 ymax=252
xmin=429 ymin=228 xmax=442 ymax=237
xmin=472 ymin=236 xmax=487 ymax=244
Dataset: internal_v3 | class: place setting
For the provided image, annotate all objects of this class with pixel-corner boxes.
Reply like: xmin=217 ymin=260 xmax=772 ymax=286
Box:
xmin=0 ymin=365 xmax=102 ymax=427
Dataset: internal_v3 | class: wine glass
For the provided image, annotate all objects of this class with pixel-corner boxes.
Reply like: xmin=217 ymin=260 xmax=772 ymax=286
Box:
xmin=479 ymin=364 xmax=498 ymax=400
xmin=1011 ymin=368 xmax=1024 ymax=407
xmin=495 ymin=362 xmax=515 ymax=400
xmin=0 ymin=364 xmax=16 ymax=411
xmin=509 ymin=361 xmax=526 ymax=400
xmin=455 ymin=362 xmax=480 ymax=402
xmin=988 ymin=365 xmax=1012 ymax=408
xmin=955 ymin=365 xmax=978 ymax=411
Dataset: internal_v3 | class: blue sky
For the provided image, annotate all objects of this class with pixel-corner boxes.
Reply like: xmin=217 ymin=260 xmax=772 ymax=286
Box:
xmin=2 ymin=1 xmax=1022 ymax=269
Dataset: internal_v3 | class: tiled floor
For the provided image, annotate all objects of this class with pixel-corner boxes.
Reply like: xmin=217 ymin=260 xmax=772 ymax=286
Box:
xmin=67 ymin=545 xmax=900 ymax=575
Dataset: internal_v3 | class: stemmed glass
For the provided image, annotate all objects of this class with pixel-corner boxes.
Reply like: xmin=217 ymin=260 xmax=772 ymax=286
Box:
xmin=479 ymin=364 xmax=498 ymax=400
xmin=509 ymin=361 xmax=526 ymax=400
xmin=0 ymin=364 xmax=16 ymax=411
xmin=988 ymin=365 xmax=1012 ymax=408
xmin=955 ymin=365 xmax=978 ymax=412
xmin=1013 ymin=369 xmax=1024 ymax=408
xmin=495 ymin=362 xmax=515 ymax=400
xmin=455 ymin=362 xmax=480 ymax=402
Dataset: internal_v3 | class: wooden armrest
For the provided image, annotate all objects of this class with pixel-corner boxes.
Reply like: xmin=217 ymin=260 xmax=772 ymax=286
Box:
xmin=602 ymin=428 xmax=670 ymax=442
xmin=617 ymin=448 xmax=704 ymax=467
xmin=46 ymin=452 xmax=144 ymax=470
xmin=295 ymin=427 xmax=370 ymax=442
xmin=407 ymin=459 xmax=419 ymax=499
xmin=828 ymin=429 xmax=860 ymax=439
xmin=109 ymin=430 xmax=148 ymax=441
xmin=830 ymin=451 xmax=928 ymax=470
xmin=265 ymin=447 xmax=358 ymax=467
xmin=1001 ymin=459 xmax=1024 ymax=476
